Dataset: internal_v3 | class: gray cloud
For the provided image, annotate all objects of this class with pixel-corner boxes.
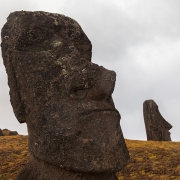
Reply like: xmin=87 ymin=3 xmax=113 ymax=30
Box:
xmin=0 ymin=0 xmax=180 ymax=141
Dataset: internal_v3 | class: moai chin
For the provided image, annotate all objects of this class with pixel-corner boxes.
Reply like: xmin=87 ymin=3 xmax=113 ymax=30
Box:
xmin=143 ymin=100 xmax=172 ymax=141
xmin=1 ymin=11 xmax=129 ymax=180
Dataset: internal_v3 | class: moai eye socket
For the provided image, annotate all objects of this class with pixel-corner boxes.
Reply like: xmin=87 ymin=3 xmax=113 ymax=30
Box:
xmin=69 ymin=88 xmax=87 ymax=100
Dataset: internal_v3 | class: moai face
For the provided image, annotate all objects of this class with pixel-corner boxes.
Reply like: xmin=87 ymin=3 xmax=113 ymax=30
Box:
xmin=1 ymin=11 xmax=129 ymax=173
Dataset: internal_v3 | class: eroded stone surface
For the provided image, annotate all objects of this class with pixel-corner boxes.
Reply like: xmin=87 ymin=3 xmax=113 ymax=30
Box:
xmin=1 ymin=11 xmax=129 ymax=179
xmin=143 ymin=100 xmax=172 ymax=141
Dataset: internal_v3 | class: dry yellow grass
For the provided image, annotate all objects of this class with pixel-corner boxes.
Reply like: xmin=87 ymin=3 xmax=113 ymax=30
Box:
xmin=117 ymin=140 xmax=180 ymax=180
xmin=0 ymin=136 xmax=180 ymax=180
xmin=0 ymin=135 xmax=29 ymax=180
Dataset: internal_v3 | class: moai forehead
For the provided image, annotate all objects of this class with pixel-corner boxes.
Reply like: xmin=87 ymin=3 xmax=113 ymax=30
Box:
xmin=1 ymin=11 xmax=92 ymax=123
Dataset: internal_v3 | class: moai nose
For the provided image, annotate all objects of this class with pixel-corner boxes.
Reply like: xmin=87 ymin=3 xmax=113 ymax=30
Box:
xmin=99 ymin=68 xmax=116 ymax=97
xmin=87 ymin=67 xmax=116 ymax=101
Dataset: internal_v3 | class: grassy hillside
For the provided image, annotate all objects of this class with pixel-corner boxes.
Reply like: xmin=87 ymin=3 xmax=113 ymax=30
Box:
xmin=0 ymin=136 xmax=28 ymax=180
xmin=118 ymin=140 xmax=180 ymax=180
xmin=0 ymin=135 xmax=180 ymax=180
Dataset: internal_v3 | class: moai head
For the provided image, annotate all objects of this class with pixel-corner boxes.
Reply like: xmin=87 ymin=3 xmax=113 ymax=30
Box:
xmin=143 ymin=100 xmax=172 ymax=141
xmin=1 ymin=11 xmax=129 ymax=173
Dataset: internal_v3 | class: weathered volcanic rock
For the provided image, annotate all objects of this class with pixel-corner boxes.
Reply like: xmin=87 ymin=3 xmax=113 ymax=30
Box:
xmin=1 ymin=129 xmax=18 ymax=136
xmin=1 ymin=11 xmax=129 ymax=179
xmin=0 ymin=129 xmax=4 ymax=136
xmin=2 ymin=128 xmax=10 ymax=136
xmin=9 ymin=131 xmax=18 ymax=135
xmin=143 ymin=100 xmax=172 ymax=141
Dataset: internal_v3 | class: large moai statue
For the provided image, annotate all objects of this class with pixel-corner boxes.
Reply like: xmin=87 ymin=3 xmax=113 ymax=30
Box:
xmin=143 ymin=100 xmax=172 ymax=141
xmin=1 ymin=11 xmax=129 ymax=180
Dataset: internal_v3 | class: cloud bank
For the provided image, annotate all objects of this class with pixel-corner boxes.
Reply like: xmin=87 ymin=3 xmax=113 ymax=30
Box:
xmin=0 ymin=0 xmax=180 ymax=141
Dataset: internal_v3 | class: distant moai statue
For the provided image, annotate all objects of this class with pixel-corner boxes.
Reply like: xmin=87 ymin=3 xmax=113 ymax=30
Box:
xmin=1 ymin=11 xmax=129 ymax=180
xmin=0 ymin=129 xmax=4 ymax=136
xmin=1 ymin=129 xmax=18 ymax=136
xmin=9 ymin=131 xmax=18 ymax=136
xmin=2 ymin=129 xmax=10 ymax=136
xmin=143 ymin=100 xmax=172 ymax=141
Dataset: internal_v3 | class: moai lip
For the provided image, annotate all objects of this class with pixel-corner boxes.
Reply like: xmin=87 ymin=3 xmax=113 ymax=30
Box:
xmin=1 ymin=11 xmax=129 ymax=179
xmin=143 ymin=100 xmax=172 ymax=141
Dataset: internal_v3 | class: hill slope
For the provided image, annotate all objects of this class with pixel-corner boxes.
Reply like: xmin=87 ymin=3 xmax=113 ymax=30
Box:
xmin=0 ymin=135 xmax=180 ymax=180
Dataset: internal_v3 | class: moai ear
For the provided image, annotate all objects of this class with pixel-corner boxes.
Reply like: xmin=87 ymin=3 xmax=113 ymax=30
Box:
xmin=2 ymin=56 xmax=26 ymax=123
xmin=1 ymin=17 xmax=26 ymax=123
xmin=8 ymin=72 xmax=26 ymax=123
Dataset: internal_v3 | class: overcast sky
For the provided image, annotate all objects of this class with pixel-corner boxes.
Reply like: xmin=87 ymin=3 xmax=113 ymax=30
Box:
xmin=0 ymin=0 xmax=180 ymax=141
